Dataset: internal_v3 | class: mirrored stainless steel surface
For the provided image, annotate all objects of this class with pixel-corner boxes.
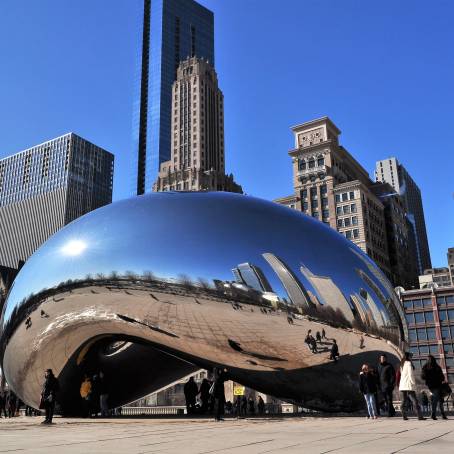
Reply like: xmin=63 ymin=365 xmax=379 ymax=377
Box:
xmin=0 ymin=192 xmax=406 ymax=413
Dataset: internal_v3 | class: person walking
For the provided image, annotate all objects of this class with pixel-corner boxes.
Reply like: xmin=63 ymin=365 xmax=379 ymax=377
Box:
xmin=248 ymin=396 xmax=255 ymax=414
xmin=199 ymin=378 xmax=211 ymax=414
xmin=316 ymin=331 xmax=322 ymax=343
xmin=40 ymin=369 xmax=59 ymax=424
xmin=421 ymin=355 xmax=448 ymax=420
xmin=377 ymin=354 xmax=396 ymax=417
xmin=399 ymin=352 xmax=425 ymax=420
xmin=257 ymin=396 xmax=265 ymax=415
xmin=309 ymin=335 xmax=318 ymax=354
xmin=0 ymin=391 xmax=7 ymax=418
xmin=359 ymin=364 xmax=378 ymax=419
xmin=321 ymin=328 xmax=326 ymax=340
xmin=184 ymin=376 xmax=199 ymax=415
xmin=330 ymin=339 xmax=339 ymax=362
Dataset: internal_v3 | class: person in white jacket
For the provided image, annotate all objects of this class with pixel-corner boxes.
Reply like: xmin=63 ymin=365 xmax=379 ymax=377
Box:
xmin=399 ymin=352 xmax=425 ymax=420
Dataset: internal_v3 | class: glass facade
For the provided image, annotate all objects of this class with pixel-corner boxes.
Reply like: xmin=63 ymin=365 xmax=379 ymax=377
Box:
xmin=133 ymin=0 xmax=214 ymax=194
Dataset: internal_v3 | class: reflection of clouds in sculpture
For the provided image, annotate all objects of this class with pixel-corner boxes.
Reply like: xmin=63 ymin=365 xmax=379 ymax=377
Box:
xmin=0 ymin=192 xmax=405 ymax=414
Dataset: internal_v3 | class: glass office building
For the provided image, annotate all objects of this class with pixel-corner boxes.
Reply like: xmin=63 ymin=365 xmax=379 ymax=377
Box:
xmin=0 ymin=133 xmax=114 ymax=268
xmin=133 ymin=0 xmax=214 ymax=195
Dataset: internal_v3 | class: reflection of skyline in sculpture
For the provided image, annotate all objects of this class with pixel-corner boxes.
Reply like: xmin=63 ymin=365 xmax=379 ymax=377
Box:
xmin=300 ymin=264 xmax=355 ymax=323
xmin=262 ymin=253 xmax=311 ymax=307
xmin=350 ymin=247 xmax=407 ymax=339
xmin=350 ymin=293 xmax=375 ymax=327
xmin=356 ymin=268 xmax=392 ymax=326
xmin=359 ymin=288 xmax=386 ymax=327
xmin=232 ymin=262 xmax=273 ymax=293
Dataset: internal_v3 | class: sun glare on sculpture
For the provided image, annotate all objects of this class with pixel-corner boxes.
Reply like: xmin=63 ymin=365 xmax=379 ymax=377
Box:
xmin=61 ymin=240 xmax=87 ymax=256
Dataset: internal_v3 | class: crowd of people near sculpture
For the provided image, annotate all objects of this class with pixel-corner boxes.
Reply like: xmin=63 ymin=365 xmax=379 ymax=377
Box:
xmin=359 ymin=353 xmax=452 ymax=420
xmin=183 ymin=370 xmax=267 ymax=420
xmin=304 ymin=328 xmax=340 ymax=362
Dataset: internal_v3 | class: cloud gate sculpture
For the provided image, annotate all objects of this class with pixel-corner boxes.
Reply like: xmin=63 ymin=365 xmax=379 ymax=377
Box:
xmin=0 ymin=192 xmax=406 ymax=414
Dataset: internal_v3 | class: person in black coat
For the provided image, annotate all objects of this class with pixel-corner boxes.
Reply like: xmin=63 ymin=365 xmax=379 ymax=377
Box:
xmin=212 ymin=368 xmax=229 ymax=421
xmin=199 ymin=378 xmax=211 ymax=414
xmin=183 ymin=376 xmax=199 ymax=415
xmin=359 ymin=364 xmax=378 ymax=419
xmin=41 ymin=369 xmax=59 ymax=424
xmin=0 ymin=392 xmax=7 ymax=418
xmin=377 ymin=354 xmax=396 ymax=417
xmin=421 ymin=355 xmax=448 ymax=420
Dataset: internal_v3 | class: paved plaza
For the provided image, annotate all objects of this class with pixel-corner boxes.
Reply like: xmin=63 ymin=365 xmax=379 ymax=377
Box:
xmin=0 ymin=416 xmax=453 ymax=453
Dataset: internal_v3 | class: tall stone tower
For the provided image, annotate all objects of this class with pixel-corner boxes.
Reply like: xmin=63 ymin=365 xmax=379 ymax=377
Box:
xmin=153 ymin=57 xmax=242 ymax=193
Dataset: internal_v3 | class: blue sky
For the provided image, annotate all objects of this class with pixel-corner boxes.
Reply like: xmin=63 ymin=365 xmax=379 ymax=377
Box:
xmin=0 ymin=0 xmax=452 ymax=268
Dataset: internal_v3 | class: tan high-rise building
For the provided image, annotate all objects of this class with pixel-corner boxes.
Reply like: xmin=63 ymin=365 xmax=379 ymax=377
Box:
xmin=275 ymin=117 xmax=391 ymax=279
xmin=153 ymin=57 xmax=242 ymax=193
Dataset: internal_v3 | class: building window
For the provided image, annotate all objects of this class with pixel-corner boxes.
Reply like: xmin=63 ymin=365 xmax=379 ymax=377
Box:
xmin=322 ymin=198 xmax=328 ymax=208
xmin=335 ymin=194 xmax=341 ymax=202
xmin=301 ymin=189 xmax=307 ymax=199
xmin=308 ymin=159 xmax=315 ymax=169
xmin=351 ymin=203 xmax=357 ymax=213
xmin=303 ymin=202 xmax=308 ymax=211
xmin=298 ymin=160 xmax=306 ymax=171
xmin=311 ymin=200 xmax=318 ymax=209
xmin=310 ymin=187 xmax=317 ymax=198
xmin=352 ymin=216 xmax=358 ymax=225
xmin=353 ymin=229 xmax=359 ymax=238
xmin=337 ymin=219 xmax=343 ymax=227
xmin=349 ymin=191 xmax=355 ymax=200
xmin=336 ymin=206 xmax=342 ymax=215
xmin=317 ymin=156 xmax=324 ymax=166
xmin=320 ymin=184 xmax=327 ymax=195
xmin=312 ymin=211 xmax=319 ymax=218
xmin=342 ymin=193 xmax=348 ymax=202
xmin=344 ymin=218 xmax=351 ymax=227
xmin=322 ymin=209 xmax=329 ymax=219
xmin=346 ymin=230 xmax=352 ymax=239
xmin=343 ymin=205 xmax=350 ymax=214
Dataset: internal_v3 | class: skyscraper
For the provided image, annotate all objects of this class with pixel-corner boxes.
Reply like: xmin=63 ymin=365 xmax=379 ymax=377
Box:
xmin=375 ymin=157 xmax=431 ymax=275
xmin=274 ymin=117 xmax=391 ymax=279
xmin=153 ymin=57 xmax=242 ymax=192
xmin=0 ymin=133 xmax=114 ymax=268
xmin=134 ymin=0 xmax=215 ymax=195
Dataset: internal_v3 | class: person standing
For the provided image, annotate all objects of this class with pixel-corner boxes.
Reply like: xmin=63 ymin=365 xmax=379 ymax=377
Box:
xmin=359 ymin=364 xmax=378 ymax=419
xmin=183 ymin=376 xmax=199 ymax=415
xmin=7 ymin=391 xmax=17 ymax=418
xmin=212 ymin=368 xmax=228 ymax=421
xmin=399 ymin=352 xmax=425 ymax=421
xmin=321 ymin=328 xmax=326 ymax=340
xmin=377 ymin=354 xmax=396 ymax=417
xmin=316 ymin=331 xmax=322 ymax=343
xmin=257 ymin=396 xmax=265 ymax=415
xmin=199 ymin=378 xmax=211 ymax=414
xmin=421 ymin=355 xmax=448 ymax=420
xmin=40 ymin=369 xmax=59 ymax=424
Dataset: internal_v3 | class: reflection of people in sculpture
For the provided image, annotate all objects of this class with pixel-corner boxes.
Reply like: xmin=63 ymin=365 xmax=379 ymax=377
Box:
xmin=316 ymin=331 xmax=322 ymax=343
xmin=321 ymin=328 xmax=326 ymax=340
xmin=330 ymin=340 xmax=339 ymax=362
xmin=359 ymin=335 xmax=365 ymax=349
